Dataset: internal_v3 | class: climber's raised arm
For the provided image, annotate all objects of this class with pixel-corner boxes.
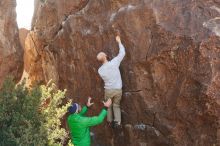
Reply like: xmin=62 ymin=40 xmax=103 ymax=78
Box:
xmin=111 ymin=36 xmax=126 ymax=66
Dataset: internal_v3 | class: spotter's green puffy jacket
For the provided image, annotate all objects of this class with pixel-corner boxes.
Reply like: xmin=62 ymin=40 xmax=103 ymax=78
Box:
xmin=67 ymin=106 xmax=107 ymax=146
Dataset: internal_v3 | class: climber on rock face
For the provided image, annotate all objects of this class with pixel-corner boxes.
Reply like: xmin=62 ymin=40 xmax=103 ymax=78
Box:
xmin=67 ymin=97 xmax=112 ymax=146
xmin=97 ymin=35 xmax=126 ymax=128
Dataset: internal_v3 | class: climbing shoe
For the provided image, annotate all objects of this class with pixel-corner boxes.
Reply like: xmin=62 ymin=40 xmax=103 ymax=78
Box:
xmin=113 ymin=121 xmax=122 ymax=129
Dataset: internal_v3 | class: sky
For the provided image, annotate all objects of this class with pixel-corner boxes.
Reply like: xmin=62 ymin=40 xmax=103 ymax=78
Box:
xmin=16 ymin=0 xmax=35 ymax=29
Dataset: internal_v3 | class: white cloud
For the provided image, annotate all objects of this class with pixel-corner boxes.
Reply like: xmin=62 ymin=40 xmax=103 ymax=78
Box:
xmin=16 ymin=0 xmax=34 ymax=29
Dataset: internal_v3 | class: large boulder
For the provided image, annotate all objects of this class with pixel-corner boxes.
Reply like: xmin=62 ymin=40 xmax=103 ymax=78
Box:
xmin=25 ymin=0 xmax=220 ymax=145
xmin=0 ymin=0 xmax=23 ymax=87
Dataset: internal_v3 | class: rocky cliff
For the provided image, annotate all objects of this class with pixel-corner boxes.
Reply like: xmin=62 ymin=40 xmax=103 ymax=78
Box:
xmin=0 ymin=0 xmax=23 ymax=87
xmin=24 ymin=0 xmax=220 ymax=145
xmin=19 ymin=28 xmax=29 ymax=50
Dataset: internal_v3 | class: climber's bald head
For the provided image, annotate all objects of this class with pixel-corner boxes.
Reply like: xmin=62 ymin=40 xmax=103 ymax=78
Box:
xmin=97 ymin=52 xmax=107 ymax=63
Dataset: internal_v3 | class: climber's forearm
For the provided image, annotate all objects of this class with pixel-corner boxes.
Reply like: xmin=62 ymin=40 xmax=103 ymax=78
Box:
xmin=118 ymin=42 xmax=125 ymax=55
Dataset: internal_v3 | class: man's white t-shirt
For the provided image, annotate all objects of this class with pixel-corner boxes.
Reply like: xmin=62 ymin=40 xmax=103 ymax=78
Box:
xmin=98 ymin=43 xmax=126 ymax=89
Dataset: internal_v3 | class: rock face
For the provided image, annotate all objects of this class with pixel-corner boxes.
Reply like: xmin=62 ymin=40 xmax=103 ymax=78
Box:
xmin=0 ymin=0 xmax=23 ymax=87
xmin=19 ymin=28 xmax=29 ymax=50
xmin=26 ymin=0 xmax=220 ymax=145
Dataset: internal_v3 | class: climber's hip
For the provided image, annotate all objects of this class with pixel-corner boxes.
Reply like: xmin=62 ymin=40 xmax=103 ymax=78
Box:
xmin=104 ymin=89 xmax=122 ymax=105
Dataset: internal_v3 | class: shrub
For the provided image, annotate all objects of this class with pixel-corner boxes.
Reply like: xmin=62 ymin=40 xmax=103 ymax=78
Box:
xmin=0 ymin=78 xmax=71 ymax=146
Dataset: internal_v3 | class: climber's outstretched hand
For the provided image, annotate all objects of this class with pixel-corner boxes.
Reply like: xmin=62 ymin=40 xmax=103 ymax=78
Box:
xmin=116 ymin=35 xmax=121 ymax=44
xmin=87 ymin=97 xmax=94 ymax=107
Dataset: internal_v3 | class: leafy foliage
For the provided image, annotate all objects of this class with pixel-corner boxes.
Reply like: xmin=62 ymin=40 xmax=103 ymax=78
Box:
xmin=0 ymin=78 xmax=72 ymax=146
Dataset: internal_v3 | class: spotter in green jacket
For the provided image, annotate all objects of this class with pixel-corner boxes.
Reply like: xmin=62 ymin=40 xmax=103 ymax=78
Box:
xmin=67 ymin=103 xmax=107 ymax=146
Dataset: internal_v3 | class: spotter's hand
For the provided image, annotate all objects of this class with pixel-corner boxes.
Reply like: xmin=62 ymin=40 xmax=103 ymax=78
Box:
xmin=87 ymin=97 xmax=94 ymax=107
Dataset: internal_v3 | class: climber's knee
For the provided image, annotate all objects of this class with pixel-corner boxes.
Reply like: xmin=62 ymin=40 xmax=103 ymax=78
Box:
xmin=113 ymin=103 xmax=120 ymax=108
xmin=113 ymin=90 xmax=122 ymax=104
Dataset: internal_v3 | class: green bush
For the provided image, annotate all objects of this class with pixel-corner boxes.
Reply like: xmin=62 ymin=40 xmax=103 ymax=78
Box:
xmin=0 ymin=78 xmax=72 ymax=146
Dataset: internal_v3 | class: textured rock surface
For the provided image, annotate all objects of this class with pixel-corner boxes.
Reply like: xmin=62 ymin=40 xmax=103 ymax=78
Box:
xmin=0 ymin=0 xmax=23 ymax=87
xmin=19 ymin=28 xmax=29 ymax=50
xmin=25 ymin=0 xmax=220 ymax=145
